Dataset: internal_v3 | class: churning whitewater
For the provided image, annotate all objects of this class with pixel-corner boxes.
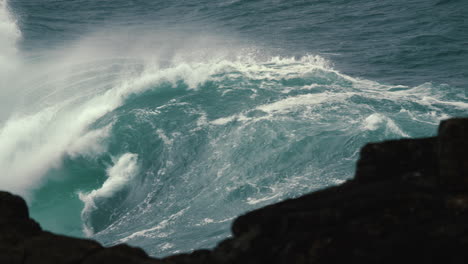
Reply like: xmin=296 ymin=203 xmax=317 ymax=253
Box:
xmin=1 ymin=0 xmax=467 ymax=257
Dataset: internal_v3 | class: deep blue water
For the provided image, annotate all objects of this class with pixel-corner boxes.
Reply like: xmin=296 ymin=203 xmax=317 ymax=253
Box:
xmin=0 ymin=0 xmax=467 ymax=257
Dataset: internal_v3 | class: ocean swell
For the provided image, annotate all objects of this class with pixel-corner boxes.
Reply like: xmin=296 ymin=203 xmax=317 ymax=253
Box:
xmin=0 ymin=5 xmax=466 ymax=256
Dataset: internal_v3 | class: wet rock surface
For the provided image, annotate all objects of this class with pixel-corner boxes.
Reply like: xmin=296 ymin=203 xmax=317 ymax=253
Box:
xmin=1 ymin=117 xmax=467 ymax=264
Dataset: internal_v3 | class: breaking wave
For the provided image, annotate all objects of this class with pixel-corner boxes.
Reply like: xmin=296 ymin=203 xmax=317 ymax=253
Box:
xmin=0 ymin=0 xmax=467 ymax=257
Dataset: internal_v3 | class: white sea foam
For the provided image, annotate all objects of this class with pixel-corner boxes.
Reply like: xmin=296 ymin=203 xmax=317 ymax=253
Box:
xmin=156 ymin=129 xmax=174 ymax=146
xmin=211 ymin=92 xmax=349 ymax=125
xmin=160 ymin=243 xmax=175 ymax=250
xmin=211 ymin=77 xmax=467 ymax=128
xmin=211 ymin=115 xmax=238 ymax=125
xmin=79 ymin=153 xmax=139 ymax=236
xmin=363 ymin=113 xmax=385 ymax=131
xmin=192 ymin=216 xmax=236 ymax=227
xmin=363 ymin=113 xmax=409 ymax=137
xmin=116 ymin=208 xmax=187 ymax=243
xmin=256 ymin=93 xmax=331 ymax=114
xmin=246 ymin=193 xmax=281 ymax=205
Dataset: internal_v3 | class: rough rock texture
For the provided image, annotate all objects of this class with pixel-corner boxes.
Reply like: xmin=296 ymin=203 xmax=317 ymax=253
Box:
xmin=1 ymin=117 xmax=467 ymax=264
xmin=0 ymin=193 xmax=161 ymax=264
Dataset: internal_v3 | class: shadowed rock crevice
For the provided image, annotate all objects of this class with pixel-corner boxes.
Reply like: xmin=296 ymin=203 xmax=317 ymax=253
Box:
xmin=1 ymin=117 xmax=467 ymax=263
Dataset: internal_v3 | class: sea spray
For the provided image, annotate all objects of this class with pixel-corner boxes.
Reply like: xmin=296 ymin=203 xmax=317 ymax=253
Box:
xmin=0 ymin=0 xmax=21 ymax=122
xmin=1 ymin=0 xmax=467 ymax=257
xmin=0 ymin=0 xmax=20 ymax=71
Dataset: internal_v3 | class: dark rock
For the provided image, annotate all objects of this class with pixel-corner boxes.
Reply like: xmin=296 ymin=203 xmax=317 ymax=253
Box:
xmin=162 ymin=249 xmax=213 ymax=264
xmin=0 ymin=191 xmax=29 ymax=219
xmin=355 ymin=137 xmax=438 ymax=184
xmin=0 ymin=117 xmax=467 ymax=263
xmin=438 ymin=118 xmax=468 ymax=190
xmin=22 ymin=232 xmax=102 ymax=264
xmin=82 ymin=244 xmax=160 ymax=264
xmin=0 ymin=247 xmax=24 ymax=264
xmin=0 ymin=191 xmax=42 ymax=253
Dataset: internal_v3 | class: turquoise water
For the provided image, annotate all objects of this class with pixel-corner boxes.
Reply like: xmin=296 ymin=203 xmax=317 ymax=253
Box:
xmin=1 ymin=0 xmax=467 ymax=257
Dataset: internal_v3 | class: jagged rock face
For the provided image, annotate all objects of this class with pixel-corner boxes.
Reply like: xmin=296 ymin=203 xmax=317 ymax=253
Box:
xmin=1 ymin=117 xmax=467 ymax=264
xmin=438 ymin=118 xmax=468 ymax=190
xmin=0 ymin=192 xmax=159 ymax=264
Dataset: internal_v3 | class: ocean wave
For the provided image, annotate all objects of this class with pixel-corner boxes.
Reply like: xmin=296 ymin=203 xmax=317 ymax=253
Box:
xmin=0 ymin=42 xmax=465 ymax=210
xmin=0 ymin=23 xmax=466 ymax=257
xmin=0 ymin=43 xmax=333 ymax=199
xmin=79 ymin=153 xmax=139 ymax=236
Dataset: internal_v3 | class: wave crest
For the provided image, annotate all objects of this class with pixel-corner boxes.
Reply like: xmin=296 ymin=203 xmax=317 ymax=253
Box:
xmin=79 ymin=153 xmax=139 ymax=236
